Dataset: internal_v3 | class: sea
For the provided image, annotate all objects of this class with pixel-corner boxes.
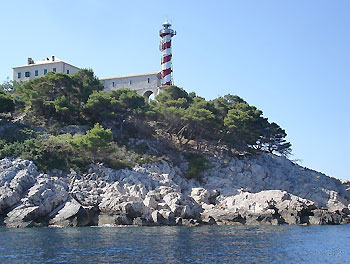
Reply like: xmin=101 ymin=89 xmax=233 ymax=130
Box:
xmin=0 ymin=225 xmax=349 ymax=263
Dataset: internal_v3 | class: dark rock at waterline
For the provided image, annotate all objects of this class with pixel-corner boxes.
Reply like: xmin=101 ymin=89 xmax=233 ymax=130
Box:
xmin=308 ymin=209 xmax=342 ymax=225
xmin=133 ymin=217 xmax=156 ymax=226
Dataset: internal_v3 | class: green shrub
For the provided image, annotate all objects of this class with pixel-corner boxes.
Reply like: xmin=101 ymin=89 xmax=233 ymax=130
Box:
xmin=0 ymin=123 xmax=159 ymax=172
xmin=184 ymin=153 xmax=211 ymax=182
xmin=0 ymin=135 xmax=74 ymax=171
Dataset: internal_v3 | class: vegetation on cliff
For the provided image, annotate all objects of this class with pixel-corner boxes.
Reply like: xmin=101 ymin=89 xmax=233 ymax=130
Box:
xmin=0 ymin=70 xmax=291 ymax=173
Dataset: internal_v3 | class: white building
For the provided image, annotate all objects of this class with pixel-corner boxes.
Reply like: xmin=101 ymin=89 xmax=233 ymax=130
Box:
xmin=101 ymin=72 xmax=161 ymax=98
xmin=12 ymin=56 xmax=80 ymax=82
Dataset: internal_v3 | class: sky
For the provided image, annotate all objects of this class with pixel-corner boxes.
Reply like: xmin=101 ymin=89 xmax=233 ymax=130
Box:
xmin=0 ymin=0 xmax=349 ymax=180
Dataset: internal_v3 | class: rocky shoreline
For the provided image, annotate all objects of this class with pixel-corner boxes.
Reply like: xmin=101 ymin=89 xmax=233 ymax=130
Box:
xmin=0 ymin=154 xmax=349 ymax=228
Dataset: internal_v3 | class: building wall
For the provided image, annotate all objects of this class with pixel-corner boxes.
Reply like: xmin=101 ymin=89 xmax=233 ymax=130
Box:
xmin=101 ymin=72 xmax=161 ymax=97
xmin=13 ymin=62 xmax=80 ymax=82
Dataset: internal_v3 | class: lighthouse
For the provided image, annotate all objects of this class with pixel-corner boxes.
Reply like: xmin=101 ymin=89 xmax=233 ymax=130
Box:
xmin=159 ymin=21 xmax=176 ymax=86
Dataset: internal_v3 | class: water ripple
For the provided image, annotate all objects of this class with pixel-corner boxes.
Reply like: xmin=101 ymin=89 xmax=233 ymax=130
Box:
xmin=0 ymin=225 xmax=349 ymax=263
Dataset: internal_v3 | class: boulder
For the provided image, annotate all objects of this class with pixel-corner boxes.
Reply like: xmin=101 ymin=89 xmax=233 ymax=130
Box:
xmin=4 ymin=205 xmax=39 ymax=227
xmin=143 ymin=196 xmax=158 ymax=209
xmin=180 ymin=205 xmax=193 ymax=219
xmin=279 ymin=210 xmax=299 ymax=225
xmin=151 ymin=211 xmax=167 ymax=225
xmin=308 ymin=209 xmax=342 ymax=225
xmin=207 ymin=209 xmax=245 ymax=225
xmin=245 ymin=209 xmax=282 ymax=226
xmin=175 ymin=217 xmax=183 ymax=225
xmin=157 ymin=202 xmax=170 ymax=210
xmin=159 ymin=209 xmax=175 ymax=221
xmin=123 ymin=202 xmax=144 ymax=219
xmin=49 ymin=198 xmax=98 ymax=227
xmin=163 ymin=192 xmax=182 ymax=207
xmin=0 ymin=164 xmax=36 ymax=213
xmin=201 ymin=216 xmax=216 ymax=225
xmin=341 ymin=207 xmax=350 ymax=216
xmin=169 ymin=203 xmax=183 ymax=216
xmin=145 ymin=190 xmax=161 ymax=201
xmin=24 ymin=177 xmax=69 ymax=217
xmin=181 ymin=219 xmax=200 ymax=226
xmin=190 ymin=188 xmax=210 ymax=204
xmin=208 ymin=190 xmax=220 ymax=205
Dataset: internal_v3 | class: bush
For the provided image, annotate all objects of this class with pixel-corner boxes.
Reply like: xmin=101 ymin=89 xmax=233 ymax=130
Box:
xmin=184 ymin=153 xmax=211 ymax=182
xmin=0 ymin=135 xmax=74 ymax=171
xmin=0 ymin=124 xmax=159 ymax=172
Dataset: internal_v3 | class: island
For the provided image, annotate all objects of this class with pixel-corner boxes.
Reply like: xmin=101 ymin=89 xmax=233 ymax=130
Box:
xmin=0 ymin=70 xmax=349 ymax=227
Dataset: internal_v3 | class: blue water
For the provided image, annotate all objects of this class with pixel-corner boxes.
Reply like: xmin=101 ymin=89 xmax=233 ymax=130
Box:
xmin=0 ymin=225 xmax=349 ymax=263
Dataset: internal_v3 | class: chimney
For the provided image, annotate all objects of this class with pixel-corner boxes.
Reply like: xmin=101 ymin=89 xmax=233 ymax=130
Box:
xmin=27 ymin=58 xmax=34 ymax=65
xmin=52 ymin=55 xmax=55 ymax=62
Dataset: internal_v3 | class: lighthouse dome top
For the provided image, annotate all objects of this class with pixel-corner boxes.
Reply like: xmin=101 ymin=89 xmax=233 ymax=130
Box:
xmin=159 ymin=21 xmax=176 ymax=36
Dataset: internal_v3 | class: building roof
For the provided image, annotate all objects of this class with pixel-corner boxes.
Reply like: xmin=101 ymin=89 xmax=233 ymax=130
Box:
xmin=100 ymin=72 xmax=160 ymax=80
xmin=13 ymin=57 xmax=79 ymax=69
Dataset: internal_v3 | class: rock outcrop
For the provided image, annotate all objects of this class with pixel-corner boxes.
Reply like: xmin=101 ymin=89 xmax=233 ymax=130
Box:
xmin=0 ymin=154 xmax=349 ymax=227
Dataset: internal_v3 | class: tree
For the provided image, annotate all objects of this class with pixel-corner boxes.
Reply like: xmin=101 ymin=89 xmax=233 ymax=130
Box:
xmin=15 ymin=69 xmax=103 ymax=124
xmin=0 ymin=79 xmax=21 ymax=93
xmin=151 ymin=86 xmax=191 ymax=147
xmin=152 ymin=86 xmax=216 ymax=149
xmin=71 ymin=69 xmax=104 ymax=107
xmin=83 ymin=90 xmax=115 ymax=122
xmin=17 ymin=72 xmax=74 ymax=119
xmin=182 ymin=97 xmax=216 ymax=149
xmin=83 ymin=88 xmax=148 ymax=137
xmin=211 ymin=94 xmax=247 ymax=122
xmin=257 ymin=122 xmax=292 ymax=156
xmin=0 ymin=91 xmax=15 ymax=113
xmin=223 ymin=103 xmax=266 ymax=146
xmin=155 ymin=85 xmax=192 ymax=107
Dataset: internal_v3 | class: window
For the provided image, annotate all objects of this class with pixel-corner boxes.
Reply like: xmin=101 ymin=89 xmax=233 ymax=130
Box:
xmin=25 ymin=72 xmax=30 ymax=77
xmin=112 ymin=82 xmax=115 ymax=87
xmin=147 ymin=78 xmax=150 ymax=83
xmin=44 ymin=69 xmax=47 ymax=75
xmin=129 ymin=80 xmax=132 ymax=85
xmin=53 ymin=68 xmax=56 ymax=72
xmin=66 ymin=70 xmax=70 ymax=74
xmin=17 ymin=72 xmax=21 ymax=79
xmin=35 ymin=70 xmax=38 ymax=76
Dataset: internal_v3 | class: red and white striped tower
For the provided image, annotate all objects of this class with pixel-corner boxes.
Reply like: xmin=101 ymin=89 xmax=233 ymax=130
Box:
xmin=159 ymin=20 xmax=176 ymax=86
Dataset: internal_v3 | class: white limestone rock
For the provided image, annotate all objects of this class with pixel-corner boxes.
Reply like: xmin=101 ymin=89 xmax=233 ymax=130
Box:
xmin=49 ymin=197 xmax=85 ymax=226
xmin=221 ymin=190 xmax=315 ymax=215
xmin=1 ymin=153 xmax=350 ymax=227
xmin=190 ymin=187 xmax=210 ymax=204
xmin=0 ymin=158 xmax=38 ymax=213
xmin=143 ymin=196 xmax=158 ymax=209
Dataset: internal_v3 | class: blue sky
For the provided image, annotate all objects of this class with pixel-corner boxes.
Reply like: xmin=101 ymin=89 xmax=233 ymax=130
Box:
xmin=1 ymin=1 xmax=349 ymax=180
